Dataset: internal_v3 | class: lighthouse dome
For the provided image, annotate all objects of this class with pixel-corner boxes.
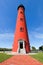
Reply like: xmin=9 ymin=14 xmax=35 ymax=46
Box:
xmin=17 ymin=4 xmax=25 ymax=10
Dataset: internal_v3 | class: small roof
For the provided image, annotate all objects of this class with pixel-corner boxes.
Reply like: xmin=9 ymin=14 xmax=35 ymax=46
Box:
xmin=17 ymin=4 xmax=25 ymax=10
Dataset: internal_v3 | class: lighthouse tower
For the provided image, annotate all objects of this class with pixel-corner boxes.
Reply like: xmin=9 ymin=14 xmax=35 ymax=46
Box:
xmin=12 ymin=5 xmax=30 ymax=54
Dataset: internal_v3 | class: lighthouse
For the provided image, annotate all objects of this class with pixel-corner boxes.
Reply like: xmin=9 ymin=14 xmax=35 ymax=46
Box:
xmin=12 ymin=4 xmax=30 ymax=54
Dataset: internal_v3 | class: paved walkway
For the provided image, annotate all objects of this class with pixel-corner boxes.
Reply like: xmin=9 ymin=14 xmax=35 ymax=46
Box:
xmin=0 ymin=55 xmax=43 ymax=65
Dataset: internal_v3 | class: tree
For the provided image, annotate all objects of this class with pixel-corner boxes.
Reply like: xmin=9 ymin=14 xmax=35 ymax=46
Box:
xmin=32 ymin=46 xmax=36 ymax=51
xmin=39 ymin=46 xmax=43 ymax=51
xmin=0 ymin=48 xmax=12 ymax=51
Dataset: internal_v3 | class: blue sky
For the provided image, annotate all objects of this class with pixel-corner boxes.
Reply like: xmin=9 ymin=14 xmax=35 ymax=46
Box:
xmin=0 ymin=0 xmax=43 ymax=49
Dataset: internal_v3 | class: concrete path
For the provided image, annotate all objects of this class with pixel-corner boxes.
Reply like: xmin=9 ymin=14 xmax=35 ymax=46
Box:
xmin=0 ymin=55 xmax=43 ymax=65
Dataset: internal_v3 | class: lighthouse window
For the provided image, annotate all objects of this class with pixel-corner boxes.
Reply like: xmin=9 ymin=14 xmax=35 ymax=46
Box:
xmin=20 ymin=18 xmax=23 ymax=21
xmin=20 ymin=27 xmax=24 ymax=32
xmin=20 ymin=11 xmax=23 ymax=14
xmin=20 ymin=27 xmax=22 ymax=31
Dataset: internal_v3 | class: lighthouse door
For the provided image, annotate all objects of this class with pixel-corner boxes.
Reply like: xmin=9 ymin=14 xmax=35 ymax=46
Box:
xmin=18 ymin=40 xmax=26 ymax=54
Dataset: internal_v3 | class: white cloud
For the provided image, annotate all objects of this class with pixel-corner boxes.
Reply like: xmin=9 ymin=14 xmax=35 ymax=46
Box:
xmin=35 ymin=27 xmax=43 ymax=32
xmin=33 ymin=32 xmax=43 ymax=39
xmin=30 ymin=31 xmax=43 ymax=39
xmin=29 ymin=27 xmax=43 ymax=39
xmin=0 ymin=33 xmax=14 ymax=48
xmin=0 ymin=33 xmax=14 ymax=43
xmin=29 ymin=29 xmax=43 ymax=49
xmin=0 ymin=33 xmax=14 ymax=39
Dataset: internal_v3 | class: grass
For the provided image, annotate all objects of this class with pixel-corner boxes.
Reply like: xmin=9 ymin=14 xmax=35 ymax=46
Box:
xmin=30 ymin=52 xmax=43 ymax=63
xmin=0 ymin=53 xmax=12 ymax=63
xmin=0 ymin=52 xmax=43 ymax=63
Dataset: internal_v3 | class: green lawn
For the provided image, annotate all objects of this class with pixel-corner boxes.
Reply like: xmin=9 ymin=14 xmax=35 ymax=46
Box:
xmin=30 ymin=52 xmax=43 ymax=63
xmin=0 ymin=52 xmax=43 ymax=63
xmin=0 ymin=53 xmax=12 ymax=63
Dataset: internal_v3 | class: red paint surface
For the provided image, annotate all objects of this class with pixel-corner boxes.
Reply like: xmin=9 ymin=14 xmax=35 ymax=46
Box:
xmin=0 ymin=55 xmax=43 ymax=65
xmin=12 ymin=5 xmax=30 ymax=53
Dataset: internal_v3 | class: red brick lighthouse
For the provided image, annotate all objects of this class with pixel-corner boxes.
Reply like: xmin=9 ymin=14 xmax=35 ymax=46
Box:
xmin=12 ymin=4 xmax=30 ymax=54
